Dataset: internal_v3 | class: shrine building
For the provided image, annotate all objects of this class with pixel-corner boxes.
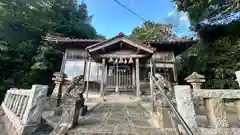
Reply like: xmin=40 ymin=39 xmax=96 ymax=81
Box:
xmin=45 ymin=33 xmax=196 ymax=99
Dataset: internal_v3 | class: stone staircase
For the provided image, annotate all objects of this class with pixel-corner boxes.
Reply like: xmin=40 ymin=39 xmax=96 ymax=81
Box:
xmin=65 ymin=97 xmax=179 ymax=135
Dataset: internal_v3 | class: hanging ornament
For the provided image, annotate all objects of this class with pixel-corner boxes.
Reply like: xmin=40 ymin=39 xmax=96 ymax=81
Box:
xmin=119 ymin=58 xmax=124 ymax=64
xmin=124 ymin=59 xmax=127 ymax=64
xmin=109 ymin=57 xmax=113 ymax=63
xmin=129 ymin=57 xmax=133 ymax=64
xmin=114 ymin=58 xmax=118 ymax=64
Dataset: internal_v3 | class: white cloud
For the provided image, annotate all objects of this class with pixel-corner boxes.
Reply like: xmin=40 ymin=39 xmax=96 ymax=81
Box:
xmin=166 ymin=9 xmax=193 ymax=37
xmin=180 ymin=13 xmax=188 ymax=21
xmin=180 ymin=15 xmax=187 ymax=21
xmin=168 ymin=10 xmax=175 ymax=17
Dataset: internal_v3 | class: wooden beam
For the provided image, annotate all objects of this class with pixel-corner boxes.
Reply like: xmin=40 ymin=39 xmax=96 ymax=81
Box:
xmin=88 ymin=38 xmax=122 ymax=52
xmin=145 ymin=63 xmax=174 ymax=68
xmin=88 ymin=37 xmax=154 ymax=53
xmin=100 ymin=54 xmax=146 ymax=58
xmin=122 ymin=38 xmax=154 ymax=53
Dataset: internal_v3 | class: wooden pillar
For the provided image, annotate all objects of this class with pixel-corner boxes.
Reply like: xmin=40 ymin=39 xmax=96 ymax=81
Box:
xmin=173 ymin=65 xmax=178 ymax=83
xmin=149 ymin=59 xmax=154 ymax=112
xmin=132 ymin=64 xmax=135 ymax=86
xmin=115 ymin=62 xmax=119 ymax=93
xmin=135 ymin=58 xmax=140 ymax=99
xmin=100 ymin=58 xmax=106 ymax=97
xmin=85 ymin=57 xmax=91 ymax=102
xmin=60 ymin=51 xmax=67 ymax=73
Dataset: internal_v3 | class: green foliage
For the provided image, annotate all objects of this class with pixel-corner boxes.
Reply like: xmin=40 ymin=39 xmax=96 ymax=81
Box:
xmin=131 ymin=21 xmax=175 ymax=42
xmin=0 ymin=0 xmax=100 ymax=92
xmin=177 ymin=36 xmax=240 ymax=89
xmin=172 ymin=0 xmax=240 ymax=89
xmin=172 ymin=0 xmax=240 ymax=24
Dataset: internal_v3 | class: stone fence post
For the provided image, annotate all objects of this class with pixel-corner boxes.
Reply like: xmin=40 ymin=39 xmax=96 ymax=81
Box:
xmin=174 ymin=85 xmax=201 ymax=134
xmin=22 ymin=85 xmax=48 ymax=125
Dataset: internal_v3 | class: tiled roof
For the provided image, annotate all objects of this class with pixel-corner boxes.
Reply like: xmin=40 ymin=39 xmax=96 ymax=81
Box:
xmin=43 ymin=34 xmax=103 ymax=43
xmin=43 ymin=34 xmax=197 ymax=47
xmin=86 ymin=33 xmax=156 ymax=51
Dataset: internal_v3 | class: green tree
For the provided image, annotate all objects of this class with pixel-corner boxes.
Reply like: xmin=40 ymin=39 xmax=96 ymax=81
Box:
xmin=131 ymin=21 xmax=174 ymax=42
xmin=172 ymin=0 xmax=240 ymax=88
xmin=172 ymin=0 xmax=240 ymax=24
xmin=0 ymin=0 xmax=101 ymax=94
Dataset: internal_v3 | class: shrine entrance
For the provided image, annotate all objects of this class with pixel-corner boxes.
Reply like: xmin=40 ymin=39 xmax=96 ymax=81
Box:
xmin=85 ymin=35 xmax=155 ymax=98
xmin=106 ymin=64 xmax=134 ymax=91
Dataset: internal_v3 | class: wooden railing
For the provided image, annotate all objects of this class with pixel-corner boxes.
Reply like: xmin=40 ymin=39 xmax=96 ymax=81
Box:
xmin=1 ymin=85 xmax=48 ymax=135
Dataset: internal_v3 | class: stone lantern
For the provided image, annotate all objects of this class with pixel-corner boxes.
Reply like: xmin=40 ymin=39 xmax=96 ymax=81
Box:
xmin=51 ymin=72 xmax=66 ymax=107
xmin=185 ymin=72 xmax=206 ymax=90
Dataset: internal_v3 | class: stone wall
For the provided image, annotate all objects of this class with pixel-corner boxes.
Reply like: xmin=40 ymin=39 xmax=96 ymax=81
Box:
xmin=1 ymin=85 xmax=48 ymax=135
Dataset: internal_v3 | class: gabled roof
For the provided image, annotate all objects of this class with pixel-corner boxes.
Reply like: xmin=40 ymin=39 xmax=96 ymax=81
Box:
xmin=86 ymin=34 xmax=156 ymax=54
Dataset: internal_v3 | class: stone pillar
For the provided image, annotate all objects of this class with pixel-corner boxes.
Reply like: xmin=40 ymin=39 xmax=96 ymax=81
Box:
xmin=100 ymin=58 xmax=106 ymax=98
xmin=3 ymin=92 xmax=9 ymax=105
xmin=71 ymin=98 xmax=82 ymax=128
xmin=204 ymin=98 xmax=229 ymax=128
xmin=174 ymin=85 xmax=200 ymax=134
xmin=204 ymin=98 xmax=217 ymax=128
xmin=22 ymin=85 xmax=48 ymax=125
xmin=235 ymin=100 xmax=240 ymax=120
xmin=51 ymin=72 xmax=66 ymax=107
xmin=236 ymin=71 xmax=240 ymax=87
xmin=135 ymin=58 xmax=140 ymax=99
xmin=185 ymin=72 xmax=206 ymax=90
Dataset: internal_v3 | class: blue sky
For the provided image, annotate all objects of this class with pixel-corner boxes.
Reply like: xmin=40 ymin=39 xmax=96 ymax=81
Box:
xmin=84 ymin=0 xmax=193 ymax=38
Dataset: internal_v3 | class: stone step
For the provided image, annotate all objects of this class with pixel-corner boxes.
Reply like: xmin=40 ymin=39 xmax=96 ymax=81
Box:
xmin=67 ymin=127 xmax=178 ymax=135
xmin=42 ymin=102 xmax=100 ymax=129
